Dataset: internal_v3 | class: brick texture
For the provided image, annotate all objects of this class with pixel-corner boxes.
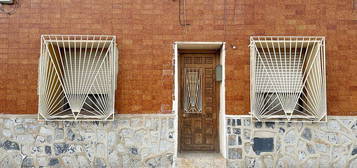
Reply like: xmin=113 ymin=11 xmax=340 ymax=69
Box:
xmin=0 ymin=0 xmax=356 ymax=115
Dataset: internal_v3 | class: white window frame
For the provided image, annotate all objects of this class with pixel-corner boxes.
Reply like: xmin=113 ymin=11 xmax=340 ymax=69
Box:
xmin=38 ymin=35 xmax=118 ymax=121
xmin=250 ymin=36 xmax=326 ymax=122
xmin=173 ymin=42 xmax=227 ymax=158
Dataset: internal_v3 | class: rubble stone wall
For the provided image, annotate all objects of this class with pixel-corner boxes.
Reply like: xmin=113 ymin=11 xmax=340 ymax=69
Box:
xmin=0 ymin=114 xmax=175 ymax=168
xmin=226 ymin=116 xmax=357 ymax=168
xmin=1 ymin=114 xmax=357 ymax=168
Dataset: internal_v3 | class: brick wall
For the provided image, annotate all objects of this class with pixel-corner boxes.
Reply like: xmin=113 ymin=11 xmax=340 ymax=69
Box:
xmin=0 ymin=0 xmax=356 ymax=115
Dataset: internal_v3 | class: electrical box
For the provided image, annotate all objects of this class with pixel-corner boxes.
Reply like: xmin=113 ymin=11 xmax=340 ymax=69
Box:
xmin=215 ymin=64 xmax=222 ymax=82
xmin=0 ymin=0 xmax=13 ymax=4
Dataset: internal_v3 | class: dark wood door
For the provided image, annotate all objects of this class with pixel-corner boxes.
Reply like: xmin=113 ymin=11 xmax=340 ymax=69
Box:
xmin=179 ymin=51 xmax=219 ymax=152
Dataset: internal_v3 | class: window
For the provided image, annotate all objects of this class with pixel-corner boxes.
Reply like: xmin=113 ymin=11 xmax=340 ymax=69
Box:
xmin=38 ymin=35 xmax=118 ymax=121
xmin=250 ymin=36 xmax=326 ymax=122
xmin=183 ymin=68 xmax=203 ymax=113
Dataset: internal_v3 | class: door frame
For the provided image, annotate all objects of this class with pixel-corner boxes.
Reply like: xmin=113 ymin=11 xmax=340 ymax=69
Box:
xmin=173 ymin=42 xmax=226 ymax=158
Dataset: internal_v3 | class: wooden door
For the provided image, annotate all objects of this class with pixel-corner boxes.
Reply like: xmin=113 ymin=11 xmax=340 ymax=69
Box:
xmin=179 ymin=51 xmax=219 ymax=152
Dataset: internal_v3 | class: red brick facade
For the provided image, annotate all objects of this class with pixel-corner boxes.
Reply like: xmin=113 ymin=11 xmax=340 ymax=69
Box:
xmin=0 ymin=0 xmax=356 ymax=115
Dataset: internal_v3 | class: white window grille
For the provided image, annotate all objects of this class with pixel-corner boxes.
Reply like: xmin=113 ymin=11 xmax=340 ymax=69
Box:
xmin=38 ymin=35 xmax=118 ymax=121
xmin=250 ymin=36 xmax=326 ymax=122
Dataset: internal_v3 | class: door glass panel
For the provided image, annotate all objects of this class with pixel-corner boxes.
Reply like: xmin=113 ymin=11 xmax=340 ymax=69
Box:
xmin=184 ymin=68 xmax=203 ymax=113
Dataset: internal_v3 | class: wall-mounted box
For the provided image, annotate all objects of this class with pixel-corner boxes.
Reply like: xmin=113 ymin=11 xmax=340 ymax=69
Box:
xmin=216 ymin=64 xmax=222 ymax=81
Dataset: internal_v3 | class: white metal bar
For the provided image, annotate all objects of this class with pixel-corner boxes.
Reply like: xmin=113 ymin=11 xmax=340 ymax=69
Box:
xmin=250 ymin=36 xmax=326 ymax=122
xmin=38 ymin=35 xmax=117 ymax=121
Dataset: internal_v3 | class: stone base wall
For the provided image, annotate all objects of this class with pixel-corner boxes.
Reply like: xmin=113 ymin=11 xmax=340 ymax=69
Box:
xmin=226 ymin=116 xmax=357 ymax=168
xmin=1 ymin=114 xmax=357 ymax=168
xmin=0 ymin=114 xmax=175 ymax=168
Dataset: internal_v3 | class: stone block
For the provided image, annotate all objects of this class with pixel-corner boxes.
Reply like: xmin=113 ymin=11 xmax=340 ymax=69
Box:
xmin=252 ymin=137 xmax=274 ymax=155
xmin=54 ymin=143 xmax=69 ymax=155
xmin=301 ymin=127 xmax=312 ymax=140
xmin=21 ymin=157 xmax=34 ymax=167
xmin=228 ymin=148 xmax=242 ymax=159
xmin=228 ymin=135 xmax=237 ymax=146
xmin=48 ymin=158 xmax=59 ymax=166
xmin=3 ymin=140 xmax=19 ymax=150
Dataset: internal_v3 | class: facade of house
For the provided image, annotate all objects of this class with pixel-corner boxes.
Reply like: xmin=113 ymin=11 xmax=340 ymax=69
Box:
xmin=0 ymin=0 xmax=357 ymax=167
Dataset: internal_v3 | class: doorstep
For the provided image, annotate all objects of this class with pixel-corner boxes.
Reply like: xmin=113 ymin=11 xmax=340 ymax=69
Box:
xmin=176 ymin=152 xmax=226 ymax=168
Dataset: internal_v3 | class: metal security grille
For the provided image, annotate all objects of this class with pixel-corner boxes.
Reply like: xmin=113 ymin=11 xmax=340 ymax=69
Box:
xmin=250 ymin=36 xmax=326 ymax=122
xmin=38 ymin=35 xmax=118 ymax=121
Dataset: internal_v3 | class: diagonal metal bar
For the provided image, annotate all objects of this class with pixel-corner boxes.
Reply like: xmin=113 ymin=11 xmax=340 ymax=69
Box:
xmin=250 ymin=36 xmax=326 ymax=122
xmin=39 ymin=35 xmax=117 ymax=121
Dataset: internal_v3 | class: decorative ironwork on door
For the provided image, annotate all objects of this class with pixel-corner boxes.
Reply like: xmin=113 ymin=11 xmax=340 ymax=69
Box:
xmin=184 ymin=68 xmax=203 ymax=113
